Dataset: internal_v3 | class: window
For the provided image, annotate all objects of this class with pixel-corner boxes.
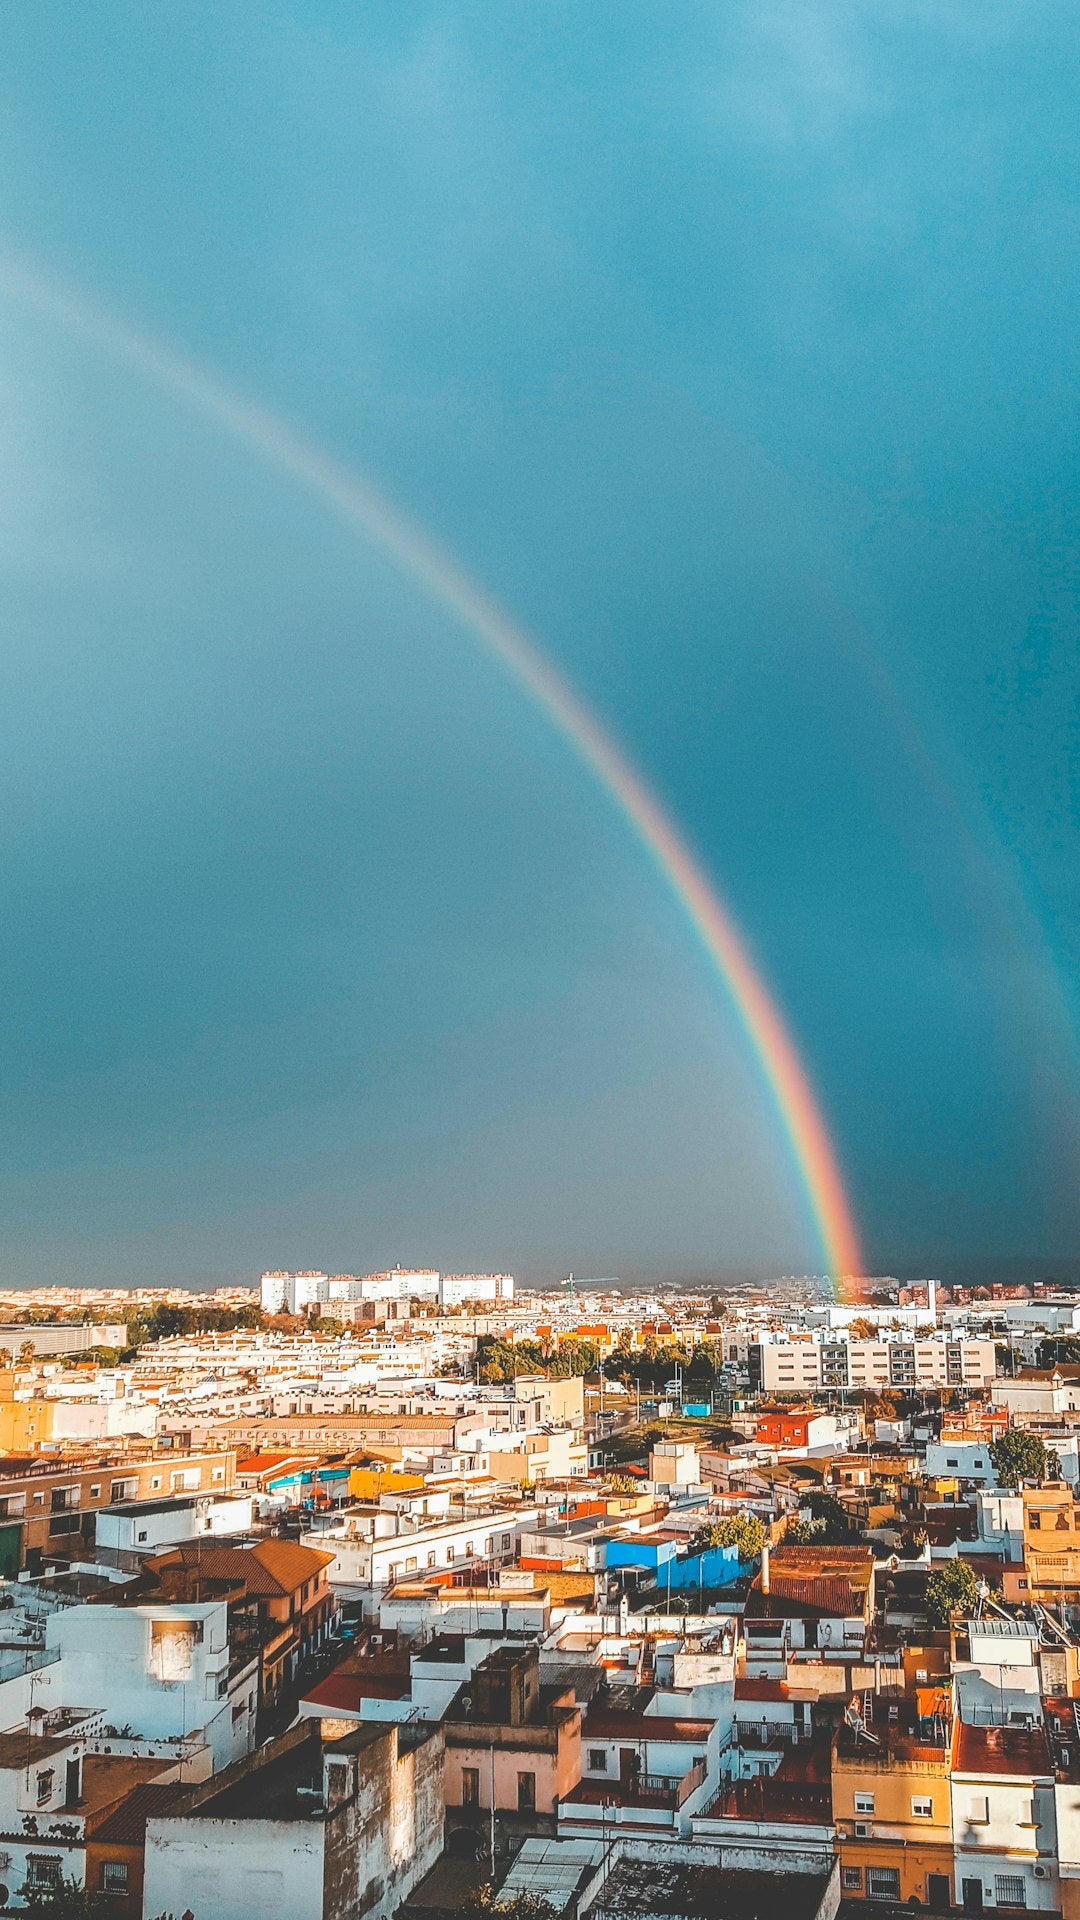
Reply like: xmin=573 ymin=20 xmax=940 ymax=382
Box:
xmin=912 ymin=1796 xmax=933 ymax=1818
xmin=110 ymin=1479 xmax=137 ymax=1504
xmin=446 ymin=1547 xmax=455 ymax=1564
xmin=211 ymin=1466 xmax=225 ymax=1481
xmin=842 ymin=1869 xmax=863 ymax=1893
xmin=867 ymin=1868 xmax=901 ymax=1901
xmin=967 ymin=1796 xmax=990 ymax=1826
xmin=517 ymin=1771 xmax=536 ymax=1813
xmin=588 ymin=1750 xmax=608 ymax=1772
xmin=855 ymin=1794 xmax=876 ymax=1816
xmin=501 ymin=1533 xmax=512 ymax=1550
xmin=89 ymin=1484 xmax=101 ymax=1499
xmin=427 ymin=1551 xmax=437 ymax=1568
xmin=26 ymin=1859 xmax=62 ymax=1889
xmin=101 ymin=1863 xmax=128 ymax=1894
xmin=150 ymin=1476 xmax=162 ymax=1490
xmin=995 ymin=1878 xmax=1026 ymax=1908
xmin=35 ymin=1770 xmax=54 ymax=1805
xmin=462 ymin=1767 xmax=480 ymax=1808
xmin=1030 ymin=1511 xmax=1042 ymax=1528
xmin=406 ymin=1557 xmax=417 ymax=1574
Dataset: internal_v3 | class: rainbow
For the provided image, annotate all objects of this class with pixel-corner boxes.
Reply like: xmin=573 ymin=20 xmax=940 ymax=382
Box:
xmin=0 ymin=249 xmax=863 ymax=1290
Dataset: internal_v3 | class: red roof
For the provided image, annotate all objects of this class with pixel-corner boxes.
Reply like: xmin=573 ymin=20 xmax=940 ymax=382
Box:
xmin=954 ymin=1723 xmax=1053 ymax=1778
xmin=88 ymin=1782 xmax=185 ymax=1847
xmin=303 ymin=1672 xmax=410 ymax=1711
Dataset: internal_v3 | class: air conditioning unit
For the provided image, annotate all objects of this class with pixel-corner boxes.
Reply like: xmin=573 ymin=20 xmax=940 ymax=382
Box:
xmin=855 ymin=1822 xmax=872 ymax=1839
xmin=1034 ymin=1866 xmax=1051 ymax=1881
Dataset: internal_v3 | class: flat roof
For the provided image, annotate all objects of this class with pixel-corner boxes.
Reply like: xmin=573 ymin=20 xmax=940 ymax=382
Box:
xmin=582 ymin=1861 xmax=828 ymax=1920
xmin=966 ymin=1617 xmax=1039 ymax=1640
xmin=954 ymin=1723 xmax=1053 ymax=1778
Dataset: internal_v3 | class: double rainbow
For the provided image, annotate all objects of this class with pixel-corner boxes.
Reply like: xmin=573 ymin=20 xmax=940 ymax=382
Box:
xmin=0 ymin=250 xmax=863 ymax=1291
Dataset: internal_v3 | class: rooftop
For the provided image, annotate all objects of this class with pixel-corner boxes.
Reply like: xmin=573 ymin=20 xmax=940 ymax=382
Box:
xmin=954 ymin=1723 xmax=1053 ymax=1778
xmin=583 ymin=1861 xmax=829 ymax=1920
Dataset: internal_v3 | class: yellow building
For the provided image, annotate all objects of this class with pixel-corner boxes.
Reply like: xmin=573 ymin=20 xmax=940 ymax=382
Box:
xmin=832 ymin=1690 xmax=954 ymax=1908
xmin=0 ymin=1377 xmax=55 ymax=1451
xmin=1023 ymin=1482 xmax=1080 ymax=1597
xmin=347 ymin=1466 xmax=424 ymax=1501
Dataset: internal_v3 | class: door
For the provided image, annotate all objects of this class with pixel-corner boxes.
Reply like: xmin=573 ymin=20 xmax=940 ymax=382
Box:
xmin=963 ymin=1880 xmax=984 ymax=1913
xmin=928 ymin=1876 xmax=951 ymax=1911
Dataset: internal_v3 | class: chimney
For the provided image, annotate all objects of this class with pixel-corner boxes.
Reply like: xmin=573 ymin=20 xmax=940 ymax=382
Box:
xmin=761 ymin=1543 xmax=770 ymax=1594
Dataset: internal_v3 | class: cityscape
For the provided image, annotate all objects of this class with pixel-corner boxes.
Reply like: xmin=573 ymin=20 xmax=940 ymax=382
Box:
xmin=2 ymin=5 xmax=1078 ymax=1920
xmin=0 ymin=1269 xmax=1067 ymax=1919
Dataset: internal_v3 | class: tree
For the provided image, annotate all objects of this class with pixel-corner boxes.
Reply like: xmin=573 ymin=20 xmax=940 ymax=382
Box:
xmin=925 ymin=1559 xmax=978 ymax=1627
xmin=453 ymin=1886 xmax=556 ymax=1920
xmin=21 ymin=1880 xmax=111 ymax=1916
xmin=786 ymin=1492 xmax=852 ymax=1546
xmin=847 ymin=1317 xmax=879 ymax=1341
xmin=692 ymin=1513 xmax=766 ymax=1562
xmin=990 ymin=1429 xmax=1047 ymax=1490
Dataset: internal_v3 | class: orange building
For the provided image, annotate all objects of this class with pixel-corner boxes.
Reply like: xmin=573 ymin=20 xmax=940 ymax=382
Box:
xmin=1023 ymin=1483 xmax=1080 ymax=1598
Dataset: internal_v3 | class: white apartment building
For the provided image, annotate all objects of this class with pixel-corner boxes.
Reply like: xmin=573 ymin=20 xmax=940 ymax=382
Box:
xmin=260 ymin=1269 xmax=513 ymax=1313
xmin=259 ymin=1272 xmax=329 ymax=1315
xmin=749 ymin=1335 xmax=998 ymax=1395
xmin=302 ymin=1505 xmax=539 ymax=1600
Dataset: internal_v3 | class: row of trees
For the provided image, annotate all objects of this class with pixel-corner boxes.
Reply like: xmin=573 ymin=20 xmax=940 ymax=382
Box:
xmin=473 ymin=1331 xmax=731 ymax=1391
xmin=474 ymin=1336 xmax=603 ymax=1382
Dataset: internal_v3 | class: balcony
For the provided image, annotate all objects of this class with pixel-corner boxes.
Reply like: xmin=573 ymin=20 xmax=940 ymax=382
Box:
xmin=565 ymin=1760 xmax=706 ymax=1814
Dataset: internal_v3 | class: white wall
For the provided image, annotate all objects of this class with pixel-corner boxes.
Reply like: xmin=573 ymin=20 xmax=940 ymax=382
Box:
xmin=145 ymin=1816 xmax=323 ymax=1920
xmin=47 ymin=1601 xmax=251 ymax=1771
xmin=926 ymin=1441 xmax=995 ymax=1485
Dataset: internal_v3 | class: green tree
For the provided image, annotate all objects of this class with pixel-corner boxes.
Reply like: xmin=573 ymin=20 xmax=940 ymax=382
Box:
xmin=786 ymin=1491 xmax=852 ymax=1545
xmin=692 ymin=1513 xmax=766 ymax=1562
xmin=925 ymin=1558 xmax=978 ymax=1627
xmin=990 ymin=1429 xmax=1047 ymax=1490
xmin=21 ymin=1879 xmax=111 ymax=1916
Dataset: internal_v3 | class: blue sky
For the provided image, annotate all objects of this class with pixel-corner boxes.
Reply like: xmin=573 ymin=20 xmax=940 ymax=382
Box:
xmin=0 ymin=1 xmax=1077 ymax=1285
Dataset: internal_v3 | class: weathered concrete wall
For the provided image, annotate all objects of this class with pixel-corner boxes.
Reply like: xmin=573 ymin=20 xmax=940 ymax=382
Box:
xmin=323 ymin=1725 xmax=445 ymax=1920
